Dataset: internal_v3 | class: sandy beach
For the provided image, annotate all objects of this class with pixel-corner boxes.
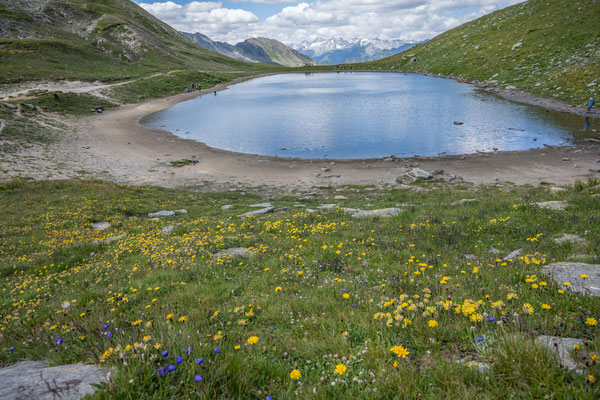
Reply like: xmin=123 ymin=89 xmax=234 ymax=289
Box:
xmin=3 ymin=73 xmax=600 ymax=190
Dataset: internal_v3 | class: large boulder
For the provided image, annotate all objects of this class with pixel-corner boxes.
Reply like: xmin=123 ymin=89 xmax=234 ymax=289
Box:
xmin=542 ymin=262 xmax=600 ymax=296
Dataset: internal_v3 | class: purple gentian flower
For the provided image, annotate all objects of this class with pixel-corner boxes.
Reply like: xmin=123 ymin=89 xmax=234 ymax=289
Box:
xmin=167 ymin=365 xmax=176 ymax=373
xmin=488 ymin=317 xmax=495 ymax=323
xmin=162 ymin=350 xmax=168 ymax=357
xmin=476 ymin=336 xmax=484 ymax=343
xmin=103 ymin=324 xmax=109 ymax=331
xmin=186 ymin=347 xmax=193 ymax=355
xmin=157 ymin=367 xmax=166 ymax=377
xmin=107 ymin=331 xmax=113 ymax=339
xmin=54 ymin=337 xmax=63 ymax=345
xmin=196 ymin=357 xmax=204 ymax=365
xmin=194 ymin=374 xmax=203 ymax=382
xmin=266 ymin=396 xmax=272 ymax=400
xmin=9 ymin=346 xmax=15 ymax=351
xmin=360 ymin=281 xmax=366 ymax=285
xmin=343 ymin=288 xmax=347 ymax=293
xmin=214 ymin=347 xmax=221 ymax=354
xmin=176 ymin=356 xmax=184 ymax=364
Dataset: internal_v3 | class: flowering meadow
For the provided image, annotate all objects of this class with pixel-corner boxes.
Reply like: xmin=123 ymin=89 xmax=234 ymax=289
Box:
xmin=1 ymin=179 xmax=599 ymax=399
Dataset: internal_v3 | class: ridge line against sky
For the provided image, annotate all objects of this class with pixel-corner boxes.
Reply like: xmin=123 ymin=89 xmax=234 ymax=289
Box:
xmin=136 ymin=0 xmax=526 ymax=46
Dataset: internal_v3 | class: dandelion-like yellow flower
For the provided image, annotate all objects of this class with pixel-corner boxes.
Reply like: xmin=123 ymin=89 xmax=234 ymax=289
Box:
xmin=166 ymin=314 xmax=174 ymax=320
xmin=343 ymin=293 xmax=350 ymax=299
xmin=581 ymin=274 xmax=589 ymax=279
xmin=178 ymin=316 xmax=187 ymax=322
xmin=586 ymin=317 xmax=598 ymax=326
xmin=290 ymin=369 xmax=301 ymax=380
xmin=334 ymin=363 xmax=347 ymax=375
xmin=390 ymin=345 xmax=410 ymax=358
xmin=234 ymin=345 xmax=241 ymax=350
xmin=541 ymin=304 xmax=551 ymax=310
xmin=275 ymin=286 xmax=282 ymax=292
xmin=588 ymin=374 xmax=595 ymax=383
xmin=247 ymin=336 xmax=259 ymax=344
xmin=428 ymin=320 xmax=438 ymax=328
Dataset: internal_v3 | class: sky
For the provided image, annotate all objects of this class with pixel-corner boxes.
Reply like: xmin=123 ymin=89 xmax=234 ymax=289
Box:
xmin=135 ymin=0 xmax=525 ymax=45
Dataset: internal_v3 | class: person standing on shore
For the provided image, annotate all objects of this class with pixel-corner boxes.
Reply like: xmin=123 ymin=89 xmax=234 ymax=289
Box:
xmin=589 ymin=98 xmax=594 ymax=112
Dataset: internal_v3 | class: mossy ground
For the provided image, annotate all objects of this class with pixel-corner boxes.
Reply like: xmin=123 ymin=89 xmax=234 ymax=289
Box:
xmin=1 ymin=179 xmax=599 ymax=399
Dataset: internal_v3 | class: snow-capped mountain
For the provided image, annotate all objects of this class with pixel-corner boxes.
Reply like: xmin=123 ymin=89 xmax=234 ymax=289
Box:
xmin=293 ymin=37 xmax=425 ymax=65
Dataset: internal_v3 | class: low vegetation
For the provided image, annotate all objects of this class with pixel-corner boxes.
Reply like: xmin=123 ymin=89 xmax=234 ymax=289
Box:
xmin=0 ymin=179 xmax=598 ymax=398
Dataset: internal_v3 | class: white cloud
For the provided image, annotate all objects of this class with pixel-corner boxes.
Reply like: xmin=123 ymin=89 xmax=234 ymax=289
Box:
xmin=138 ymin=0 xmax=526 ymax=45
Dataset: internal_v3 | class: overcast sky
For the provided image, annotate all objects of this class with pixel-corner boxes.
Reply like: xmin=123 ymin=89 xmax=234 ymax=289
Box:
xmin=136 ymin=0 xmax=525 ymax=45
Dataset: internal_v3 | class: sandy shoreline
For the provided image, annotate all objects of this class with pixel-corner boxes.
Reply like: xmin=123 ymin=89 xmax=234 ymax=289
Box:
xmin=69 ymin=72 xmax=600 ymax=189
xmin=2 ymin=71 xmax=600 ymax=189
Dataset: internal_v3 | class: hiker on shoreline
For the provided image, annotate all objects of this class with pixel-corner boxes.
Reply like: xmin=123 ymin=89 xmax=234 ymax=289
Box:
xmin=588 ymin=98 xmax=594 ymax=112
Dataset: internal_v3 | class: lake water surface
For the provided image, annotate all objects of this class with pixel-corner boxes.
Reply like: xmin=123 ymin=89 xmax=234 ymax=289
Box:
xmin=143 ymin=73 xmax=590 ymax=159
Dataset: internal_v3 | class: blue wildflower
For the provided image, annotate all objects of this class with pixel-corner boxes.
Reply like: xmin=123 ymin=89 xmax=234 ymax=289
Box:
xmin=107 ymin=331 xmax=113 ymax=339
xmin=488 ymin=317 xmax=495 ymax=323
xmin=167 ymin=365 xmax=176 ymax=373
xmin=54 ymin=337 xmax=63 ymax=345
xmin=196 ymin=357 xmax=204 ymax=365
xmin=176 ymin=356 xmax=184 ymax=364
xmin=162 ymin=350 xmax=169 ymax=357
xmin=477 ymin=336 xmax=484 ymax=343
xmin=214 ymin=348 xmax=221 ymax=354
xmin=266 ymin=396 xmax=272 ymax=400
xmin=186 ymin=347 xmax=193 ymax=355
xmin=194 ymin=374 xmax=203 ymax=382
xmin=157 ymin=367 xmax=166 ymax=377
xmin=9 ymin=346 xmax=15 ymax=351
xmin=103 ymin=324 xmax=109 ymax=331
xmin=361 ymin=281 xmax=366 ymax=285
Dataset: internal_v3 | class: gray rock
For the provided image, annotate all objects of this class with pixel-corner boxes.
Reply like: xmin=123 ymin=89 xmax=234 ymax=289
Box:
xmin=311 ymin=173 xmax=321 ymax=177
xmin=240 ymin=207 xmax=274 ymax=217
xmin=0 ymin=360 xmax=109 ymax=400
xmin=148 ymin=210 xmax=175 ymax=217
xmin=554 ymin=234 xmax=587 ymax=245
xmin=536 ymin=336 xmax=583 ymax=371
xmin=23 ymin=103 xmax=36 ymax=110
xmin=103 ymin=234 xmax=126 ymax=244
xmin=488 ymin=247 xmax=502 ymax=255
xmin=322 ymin=174 xmax=341 ymax=178
xmin=464 ymin=254 xmax=479 ymax=260
xmin=351 ymin=208 xmax=402 ymax=218
xmin=213 ymin=247 xmax=256 ymax=259
xmin=221 ymin=205 xmax=233 ymax=210
xmin=452 ymin=198 xmax=478 ymax=206
xmin=406 ymin=168 xmax=432 ymax=180
xmin=455 ymin=358 xmax=491 ymax=373
xmin=321 ymin=167 xmax=331 ymax=172
xmin=534 ymin=201 xmax=568 ymax=211
xmin=542 ymin=262 xmax=600 ymax=296
xmin=503 ymin=249 xmax=523 ymax=261
xmin=174 ymin=209 xmax=187 ymax=214
xmin=305 ymin=209 xmax=317 ymax=213
xmin=5 ymin=103 xmax=17 ymax=109
xmin=91 ymin=222 xmax=110 ymax=230
xmin=249 ymin=203 xmax=272 ymax=208
xmin=273 ymin=207 xmax=291 ymax=214
xmin=161 ymin=225 xmax=175 ymax=234
xmin=341 ymin=207 xmax=361 ymax=213
xmin=333 ymin=195 xmax=348 ymax=200
xmin=562 ymin=157 xmax=570 ymax=161
xmin=549 ymin=187 xmax=566 ymax=194
xmin=317 ymin=204 xmax=338 ymax=210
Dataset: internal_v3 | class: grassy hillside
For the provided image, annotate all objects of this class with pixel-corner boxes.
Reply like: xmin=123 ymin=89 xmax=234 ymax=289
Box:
xmin=0 ymin=0 xmax=279 ymax=83
xmin=364 ymin=0 xmax=600 ymax=106
xmin=246 ymin=37 xmax=315 ymax=67
xmin=0 ymin=179 xmax=599 ymax=398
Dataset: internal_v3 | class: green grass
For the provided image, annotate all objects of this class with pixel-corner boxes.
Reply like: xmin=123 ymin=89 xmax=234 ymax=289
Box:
xmin=0 ymin=179 xmax=598 ymax=398
xmin=362 ymin=0 xmax=600 ymax=106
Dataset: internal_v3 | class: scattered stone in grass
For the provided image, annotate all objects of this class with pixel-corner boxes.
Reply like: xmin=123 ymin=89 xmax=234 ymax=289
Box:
xmin=451 ymin=198 xmax=478 ymax=205
xmin=488 ymin=247 xmax=502 ymax=254
xmin=562 ymin=157 xmax=570 ymax=161
xmin=549 ymin=187 xmax=566 ymax=194
xmin=542 ymin=262 xmax=600 ymax=296
xmin=503 ymin=248 xmax=523 ymax=261
xmin=249 ymin=203 xmax=273 ymax=208
xmin=406 ymin=168 xmax=432 ymax=180
xmin=312 ymin=173 xmax=321 ymax=177
xmin=464 ymin=254 xmax=479 ymax=260
xmin=536 ymin=336 xmax=583 ymax=371
xmin=102 ymin=234 xmax=126 ymax=244
xmin=351 ymin=208 xmax=402 ymax=218
xmin=221 ymin=205 xmax=233 ymax=210
xmin=0 ymin=360 xmax=110 ymax=400
xmin=317 ymin=204 xmax=338 ymax=210
xmin=534 ymin=201 xmax=567 ymax=210
xmin=162 ymin=225 xmax=175 ymax=234
xmin=554 ymin=234 xmax=587 ymax=245
xmin=455 ymin=358 xmax=491 ymax=373
xmin=240 ymin=207 xmax=274 ymax=217
xmin=322 ymin=174 xmax=341 ymax=178
xmin=148 ymin=210 xmax=175 ymax=217
xmin=23 ymin=103 xmax=36 ymax=110
xmin=4 ymin=103 xmax=17 ymax=109
xmin=334 ymin=195 xmax=348 ymax=200
xmin=321 ymin=167 xmax=331 ymax=172
xmin=273 ymin=207 xmax=291 ymax=214
xmin=213 ymin=247 xmax=256 ymax=259
xmin=91 ymin=222 xmax=110 ymax=230
xmin=174 ymin=209 xmax=187 ymax=214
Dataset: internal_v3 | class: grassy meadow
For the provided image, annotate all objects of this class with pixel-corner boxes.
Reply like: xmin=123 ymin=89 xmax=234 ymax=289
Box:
xmin=1 ymin=179 xmax=599 ymax=399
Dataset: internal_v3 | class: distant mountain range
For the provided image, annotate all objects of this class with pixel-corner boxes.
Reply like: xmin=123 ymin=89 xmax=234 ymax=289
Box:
xmin=182 ymin=33 xmax=314 ymax=67
xmin=292 ymin=38 xmax=425 ymax=65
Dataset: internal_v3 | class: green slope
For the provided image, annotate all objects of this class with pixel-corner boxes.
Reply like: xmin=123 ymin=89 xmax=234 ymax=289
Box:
xmin=0 ymin=0 xmax=279 ymax=84
xmin=364 ymin=0 xmax=600 ymax=105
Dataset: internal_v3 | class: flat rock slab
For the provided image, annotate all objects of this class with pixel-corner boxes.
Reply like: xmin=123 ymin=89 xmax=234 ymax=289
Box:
xmin=148 ymin=210 xmax=187 ymax=218
xmin=249 ymin=203 xmax=272 ymax=208
xmin=221 ymin=205 xmax=233 ymax=210
xmin=554 ymin=234 xmax=587 ymax=245
xmin=0 ymin=360 xmax=109 ymax=400
xmin=503 ymin=248 xmax=523 ymax=261
xmin=317 ymin=204 xmax=338 ymax=210
xmin=240 ymin=207 xmax=274 ymax=217
xmin=549 ymin=187 xmax=566 ymax=194
xmin=406 ymin=168 xmax=432 ymax=180
xmin=351 ymin=208 xmax=402 ymax=218
xmin=534 ymin=201 xmax=568 ymax=211
xmin=91 ymin=222 xmax=110 ymax=230
xmin=536 ymin=336 xmax=582 ymax=371
xmin=161 ymin=225 xmax=175 ymax=234
xmin=542 ymin=262 xmax=600 ymax=296
xmin=451 ymin=199 xmax=478 ymax=206
xmin=213 ymin=247 xmax=256 ymax=259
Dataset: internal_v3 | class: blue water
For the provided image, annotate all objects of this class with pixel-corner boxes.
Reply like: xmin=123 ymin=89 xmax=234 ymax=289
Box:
xmin=142 ymin=72 xmax=588 ymax=159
